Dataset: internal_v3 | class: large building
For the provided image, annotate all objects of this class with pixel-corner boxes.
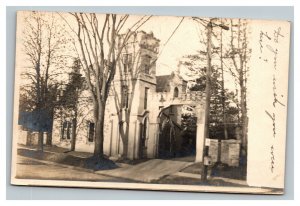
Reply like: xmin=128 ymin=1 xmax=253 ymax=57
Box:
xmin=50 ymin=31 xmax=206 ymax=160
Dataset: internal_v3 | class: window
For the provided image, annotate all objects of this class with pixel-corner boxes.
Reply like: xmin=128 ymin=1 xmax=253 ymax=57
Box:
xmin=62 ymin=121 xmax=71 ymax=140
xmin=88 ymin=122 xmax=95 ymax=142
xmin=122 ymin=85 xmax=129 ymax=108
xmin=61 ymin=121 xmax=67 ymax=139
xmin=143 ymin=55 xmax=151 ymax=74
xmin=174 ymin=87 xmax=179 ymax=98
xmin=122 ymin=53 xmax=132 ymax=73
xmin=144 ymin=87 xmax=149 ymax=109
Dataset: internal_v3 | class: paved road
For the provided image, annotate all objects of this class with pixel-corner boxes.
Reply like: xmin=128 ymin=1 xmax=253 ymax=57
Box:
xmin=15 ymin=155 xmax=133 ymax=182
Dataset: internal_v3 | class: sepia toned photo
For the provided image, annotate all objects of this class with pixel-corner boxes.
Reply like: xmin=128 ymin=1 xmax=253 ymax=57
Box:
xmin=11 ymin=10 xmax=291 ymax=194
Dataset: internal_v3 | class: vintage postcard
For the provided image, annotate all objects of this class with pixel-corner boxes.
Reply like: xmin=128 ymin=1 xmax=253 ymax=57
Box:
xmin=11 ymin=10 xmax=291 ymax=194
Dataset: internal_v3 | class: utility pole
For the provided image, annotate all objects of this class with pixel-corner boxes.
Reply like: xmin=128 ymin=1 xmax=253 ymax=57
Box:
xmin=216 ymin=19 xmax=229 ymax=168
xmin=193 ymin=17 xmax=229 ymax=181
xmin=201 ymin=20 xmax=212 ymax=181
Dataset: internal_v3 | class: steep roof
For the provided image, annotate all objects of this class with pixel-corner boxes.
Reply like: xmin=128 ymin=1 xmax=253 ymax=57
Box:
xmin=156 ymin=75 xmax=172 ymax=92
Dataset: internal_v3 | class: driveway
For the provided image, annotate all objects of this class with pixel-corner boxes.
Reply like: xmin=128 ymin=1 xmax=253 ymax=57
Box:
xmin=96 ymin=159 xmax=193 ymax=183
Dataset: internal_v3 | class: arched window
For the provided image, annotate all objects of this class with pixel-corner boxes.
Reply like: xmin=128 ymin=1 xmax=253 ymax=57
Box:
xmin=174 ymin=87 xmax=179 ymax=98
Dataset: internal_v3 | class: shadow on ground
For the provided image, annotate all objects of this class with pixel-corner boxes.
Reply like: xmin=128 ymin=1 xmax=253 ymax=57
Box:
xmin=181 ymin=162 xmax=247 ymax=180
xmin=18 ymin=148 xmax=118 ymax=171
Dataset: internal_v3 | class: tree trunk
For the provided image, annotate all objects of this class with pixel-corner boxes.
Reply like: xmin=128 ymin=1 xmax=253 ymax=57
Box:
xmin=38 ymin=131 xmax=44 ymax=151
xmin=70 ymin=117 xmax=77 ymax=151
xmin=93 ymin=102 xmax=105 ymax=158
xmin=120 ymin=111 xmax=130 ymax=159
xmin=94 ymin=119 xmax=104 ymax=158
xmin=123 ymin=137 xmax=129 ymax=158
xmin=240 ymin=79 xmax=248 ymax=166
xmin=119 ymin=121 xmax=129 ymax=159
xmin=241 ymin=104 xmax=248 ymax=155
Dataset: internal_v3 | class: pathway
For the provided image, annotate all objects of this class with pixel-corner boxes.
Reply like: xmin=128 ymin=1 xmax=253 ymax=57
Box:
xmin=96 ymin=159 xmax=193 ymax=183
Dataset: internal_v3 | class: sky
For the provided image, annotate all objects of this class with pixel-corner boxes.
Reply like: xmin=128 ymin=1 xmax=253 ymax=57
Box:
xmin=135 ymin=15 xmax=204 ymax=76
xmin=16 ymin=11 xmax=237 ymax=92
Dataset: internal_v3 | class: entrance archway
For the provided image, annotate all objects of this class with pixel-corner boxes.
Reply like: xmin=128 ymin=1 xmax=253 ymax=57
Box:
xmin=156 ymin=102 xmax=204 ymax=161
xmin=158 ymin=116 xmax=176 ymax=158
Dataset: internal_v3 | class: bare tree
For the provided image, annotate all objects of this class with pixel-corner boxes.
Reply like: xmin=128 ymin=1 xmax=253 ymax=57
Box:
xmin=64 ymin=13 xmax=152 ymax=159
xmin=20 ymin=11 xmax=70 ymax=150
xmin=226 ymin=19 xmax=251 ymax=164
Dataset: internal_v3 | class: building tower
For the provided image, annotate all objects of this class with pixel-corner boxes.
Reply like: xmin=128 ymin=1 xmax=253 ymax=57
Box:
xmin=103 ymin=31 xmax=160 ymax=160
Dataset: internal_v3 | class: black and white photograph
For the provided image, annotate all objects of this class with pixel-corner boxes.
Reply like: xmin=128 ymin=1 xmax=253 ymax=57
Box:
xmin=10 ymin=10 xmax=291 ymax=194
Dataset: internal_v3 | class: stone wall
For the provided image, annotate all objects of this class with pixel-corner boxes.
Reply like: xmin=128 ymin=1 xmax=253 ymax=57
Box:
xmin=208 ymin=138 xmax=241 ymax=167
xmin=208 ymin=139 xmax=219 ymax=162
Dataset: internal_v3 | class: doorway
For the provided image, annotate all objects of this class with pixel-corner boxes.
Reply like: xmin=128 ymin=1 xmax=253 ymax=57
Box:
xmin=158 ymin=117 xmax=176 ymax=158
